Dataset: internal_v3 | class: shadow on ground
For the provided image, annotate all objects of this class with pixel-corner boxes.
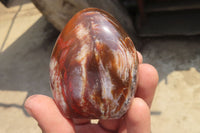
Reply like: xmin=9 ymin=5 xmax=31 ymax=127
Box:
xmin=0 ymin=16 xmax=59 ymax=116
xmin=141 ymin=36 xmax=200 ymax=81
xmin=1 ymin=0 xmax=31 ymax=8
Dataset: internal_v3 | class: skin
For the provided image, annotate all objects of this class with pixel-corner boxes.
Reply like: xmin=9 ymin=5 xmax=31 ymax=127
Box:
xmin=24 ymin=52 xmax=159 ymax=133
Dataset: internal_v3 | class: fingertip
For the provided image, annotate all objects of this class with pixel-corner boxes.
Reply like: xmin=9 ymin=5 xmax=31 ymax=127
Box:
xmin=140 ymin=64 xmax=159 ymax=82
xmin=24 ymin=95 xmax=47 ymax=117
xmin=127 ymin=98 xmax=150 ymax=123
xmin=24 ymin=94 xmax=58 ymax=122
xmin=126 ymin=98 xmax=150 ymax=133
xmin=137 ymin=51 xmax=143 ymax=64
xmin=140 ymin=64 xmax=159 ymax=86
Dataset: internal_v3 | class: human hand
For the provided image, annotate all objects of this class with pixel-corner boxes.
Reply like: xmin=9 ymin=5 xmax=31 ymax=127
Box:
xmin=24 ymin=52 xmax=158 ymax=133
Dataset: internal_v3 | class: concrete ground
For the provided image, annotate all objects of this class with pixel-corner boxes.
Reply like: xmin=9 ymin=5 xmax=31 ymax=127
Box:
xmin=142 ymin=37 xmax=200 ymax=133
xmin=0 ymin=0 xmax=200 ymax=133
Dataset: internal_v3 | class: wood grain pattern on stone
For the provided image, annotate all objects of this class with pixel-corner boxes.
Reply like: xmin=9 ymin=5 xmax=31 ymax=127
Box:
xmin=49 ymin=8 xmax=138 ymax=119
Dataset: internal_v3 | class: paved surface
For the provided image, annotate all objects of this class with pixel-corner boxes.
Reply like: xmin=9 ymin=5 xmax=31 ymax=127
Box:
xmin=142 ymin=37 xmax=200 ymax=133
xmin=0 ymin=1 xmax=56 ymax=132
xmin=0 ymin=0 xmax=200 ymax=133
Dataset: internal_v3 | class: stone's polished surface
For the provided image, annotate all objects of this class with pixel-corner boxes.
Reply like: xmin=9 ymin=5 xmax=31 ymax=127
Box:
xmin=49 ymin=8 xmax=138 ymax=119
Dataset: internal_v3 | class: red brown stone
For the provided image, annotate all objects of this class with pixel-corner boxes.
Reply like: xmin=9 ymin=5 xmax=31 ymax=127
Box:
xmin=49 ymin=8 xmax=138 ymax=119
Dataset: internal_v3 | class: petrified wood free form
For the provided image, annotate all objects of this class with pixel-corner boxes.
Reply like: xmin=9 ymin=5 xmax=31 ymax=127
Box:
xmin=50 ymin=8 xmax=138 ymax=119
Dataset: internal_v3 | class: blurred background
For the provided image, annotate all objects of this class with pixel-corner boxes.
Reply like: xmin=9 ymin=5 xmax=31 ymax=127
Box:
xmin=0 ymin=0 xmax=200 ymax=132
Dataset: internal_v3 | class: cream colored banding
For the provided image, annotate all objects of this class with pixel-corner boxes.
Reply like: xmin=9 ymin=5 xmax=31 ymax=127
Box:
xmin=75 ymin=23 xmax=91 ymax=110
xmin=50 ymin=58 xmax=67 ymax=113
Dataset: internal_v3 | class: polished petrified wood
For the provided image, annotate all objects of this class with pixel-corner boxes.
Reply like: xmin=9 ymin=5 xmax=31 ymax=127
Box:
xmin=49 ymin=8 xmax=138 ymax=119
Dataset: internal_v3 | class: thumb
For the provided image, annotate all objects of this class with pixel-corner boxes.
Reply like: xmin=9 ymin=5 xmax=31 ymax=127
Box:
xmin=24 ymin=95 xmax=75 ymax=133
